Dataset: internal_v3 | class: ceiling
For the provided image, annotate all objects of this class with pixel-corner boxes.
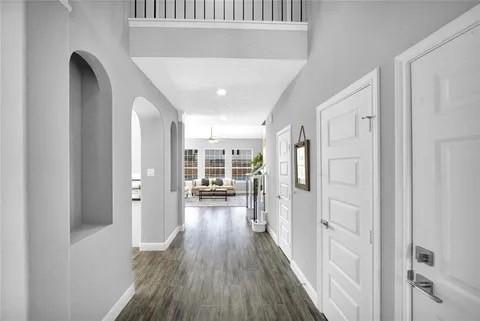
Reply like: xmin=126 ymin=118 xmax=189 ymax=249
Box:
xmin=133 ymin=57 xmax=305 ymax=139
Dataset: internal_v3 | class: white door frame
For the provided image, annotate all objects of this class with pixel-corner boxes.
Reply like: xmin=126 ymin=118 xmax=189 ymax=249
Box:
xmin=276 ymin=124 xmax=292 ymax=260
xmin=394 ymin=5 xmax=480 ymax=321
xmin=316 ymin=69 xmax=381 ymax=320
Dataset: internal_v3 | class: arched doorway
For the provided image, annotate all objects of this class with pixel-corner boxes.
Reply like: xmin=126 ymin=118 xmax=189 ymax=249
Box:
xmin=131 ymin=97 xmax=165 ymax=250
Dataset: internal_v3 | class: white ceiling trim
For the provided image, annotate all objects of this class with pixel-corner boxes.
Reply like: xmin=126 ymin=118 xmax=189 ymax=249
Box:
xmin=128 ymin=18 xmax=308 ymax=31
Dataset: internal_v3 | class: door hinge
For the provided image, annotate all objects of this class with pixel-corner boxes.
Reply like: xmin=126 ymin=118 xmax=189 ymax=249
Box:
xmin=361 ymin=115 xmax=376 ymax=132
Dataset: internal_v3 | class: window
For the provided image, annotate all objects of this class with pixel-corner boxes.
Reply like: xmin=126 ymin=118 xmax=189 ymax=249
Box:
xmin=204 ymin=149 xmax=225 ymax=178
xmin=184 ymin=149 xmax=198 ymax=181
xmin=232 ymin=149 xmax=253 ymax=181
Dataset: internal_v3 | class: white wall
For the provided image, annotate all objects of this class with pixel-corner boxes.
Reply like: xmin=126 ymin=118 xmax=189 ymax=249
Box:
xmin=0 ymin=0 xmax=182 ymax=320
xmin=132 ymin=202 xmax=141 ymax=247
xmin=265 ymin=1 xmax=479 ymax=320
xmin=0 ymin=1 xmax=28 ymax=320
xmin=67 ymin=1 xmax=181 ymax=318
xmin=130 ymin=24 xmax=307 ymax=60
xmin=185 ymin=138 xmax=262 ymax=189
xmin=131 ymin=111 xmax=141 ymax=179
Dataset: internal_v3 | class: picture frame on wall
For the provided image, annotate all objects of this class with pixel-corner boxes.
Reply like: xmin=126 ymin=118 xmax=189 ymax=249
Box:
xmin=294 ymin=126 xmax=310 ymax=191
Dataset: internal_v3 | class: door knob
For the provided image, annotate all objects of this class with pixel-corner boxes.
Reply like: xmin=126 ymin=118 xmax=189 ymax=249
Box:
xmin=407 ymin=272 xmax=443 ymax=303
xmin=321 ymin=219 xmax=329 ymax=229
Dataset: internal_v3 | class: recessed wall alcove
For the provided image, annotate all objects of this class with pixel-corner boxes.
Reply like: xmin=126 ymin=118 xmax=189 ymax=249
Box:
xmin=69 ymin=51 xmax=113 ymax=244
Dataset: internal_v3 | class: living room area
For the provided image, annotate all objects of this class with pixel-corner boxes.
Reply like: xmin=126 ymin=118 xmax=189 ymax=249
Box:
xmin=184 ymin=120 xmax=264 ymax=208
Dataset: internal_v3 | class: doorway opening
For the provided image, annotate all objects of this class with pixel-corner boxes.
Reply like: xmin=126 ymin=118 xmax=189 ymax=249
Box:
xmin=131 ymin=97 xmax=165 ymax=251
xmin=183 ymin=124 xmax=264 ymax=209
xmin=131 ymin=110 xmax=141 ymax=248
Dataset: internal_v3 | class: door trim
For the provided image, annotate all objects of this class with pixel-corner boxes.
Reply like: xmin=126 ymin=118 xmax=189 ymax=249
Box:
xmin=276 ymin=124 xmax=292 ymax=260
xmin=315 ymin=69 xmax=381 ymax=321
xmin=394 ymin=5 xmax=480 ymax=321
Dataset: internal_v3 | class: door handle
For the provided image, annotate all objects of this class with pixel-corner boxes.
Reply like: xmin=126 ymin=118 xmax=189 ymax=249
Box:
xmin=407 ymin=273 xmax=443 ymax=303
xmin=321 ymin=219 xmax=329 ymax=229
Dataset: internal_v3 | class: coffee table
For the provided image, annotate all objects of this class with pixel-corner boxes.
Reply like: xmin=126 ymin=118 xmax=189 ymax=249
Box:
xmin=198 ymin=188 xmax=228 ymax=201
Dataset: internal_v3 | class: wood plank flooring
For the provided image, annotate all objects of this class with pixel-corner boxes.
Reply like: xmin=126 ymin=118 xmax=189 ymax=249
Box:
xmin=116 ymin=207 xmax=326 ymax=321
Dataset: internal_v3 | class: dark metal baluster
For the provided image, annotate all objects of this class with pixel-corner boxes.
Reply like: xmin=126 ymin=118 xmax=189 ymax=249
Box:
xmin=134 ymin=0 xmax=137 ymax=17
xmin=233 ymin=0 xmax=235 ymax=20
xmin=184 ymin=0 xmax=186 ymax=18
xmin=214 ymin=0 xmax=216 ymax=19
xmin=242 ymin=0 xmax=245 ymax=20
xmin=144 ymin=0 xmax=146 ymax=17
xmin=164 ymin=0 xmax=167 ymax=18
xmin=252 ymin=0 xmax=254 ymax=20
xmin=262 ymin=0 xmax=264 ymax=20
xmin=204 ymin=0 xmax=206 ymax=19
xmin=223 ymin=0 xmax=225 ymax=20
xmin=262 ymin=0 xmax=265 ymax=21
xmin=300 ymin=0 xmax=302 ymax=21
xmin=194 ymin=0 xmax=196 ymax=18
xmin=271 ymin=0 xmax=273 ymax=21
xmin=154 ymin=0 xmax=156 ymax=18
xmin=174 ymin=0 xmax=177 ymax=18
xmin=281 ymin=0 xmax=283 ymax=21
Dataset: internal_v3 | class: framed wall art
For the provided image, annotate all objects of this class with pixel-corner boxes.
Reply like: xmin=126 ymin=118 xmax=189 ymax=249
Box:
xmin=294 ymin=125 xmax=310 ymax=191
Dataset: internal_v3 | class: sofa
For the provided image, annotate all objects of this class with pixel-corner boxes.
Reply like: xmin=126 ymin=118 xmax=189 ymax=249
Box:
xmin=189 ymin=178 xmax=236 ymax=196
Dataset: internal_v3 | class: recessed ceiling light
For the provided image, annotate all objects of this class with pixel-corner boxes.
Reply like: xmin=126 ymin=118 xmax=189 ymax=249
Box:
xmin=216 ymin=88 xmax=227 ymax=96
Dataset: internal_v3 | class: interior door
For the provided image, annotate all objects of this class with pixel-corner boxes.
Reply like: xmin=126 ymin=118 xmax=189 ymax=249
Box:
xmin=277 ymin=126 xmax=292 ymax=259
xmin=319 ymin=79 xmax=377 ymax=321
xmin=410 ymin=18 xmax=480 ymax=321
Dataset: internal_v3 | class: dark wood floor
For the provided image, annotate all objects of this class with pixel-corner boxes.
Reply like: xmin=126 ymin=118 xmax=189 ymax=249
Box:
xmin=116 ymin=207 xmax=326 ymax=321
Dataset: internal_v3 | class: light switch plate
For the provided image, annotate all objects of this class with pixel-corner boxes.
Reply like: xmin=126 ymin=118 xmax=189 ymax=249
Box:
xmin=147 ymin=168 xmax=155 ymax=177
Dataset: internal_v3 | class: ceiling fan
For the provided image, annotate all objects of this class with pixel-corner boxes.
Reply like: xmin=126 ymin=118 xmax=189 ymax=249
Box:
xmin=208 ymin=127 xmax=219 ymax=144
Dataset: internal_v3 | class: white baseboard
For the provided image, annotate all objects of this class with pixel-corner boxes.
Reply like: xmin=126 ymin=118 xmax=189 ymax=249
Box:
xmin=290 ymin=260 xmax=319 ymax=308
xmin=102 ymin=283 xmax=135 ymax=321
xmin=163 ymin=225 xmax=180 ymax=248
xmin=139 ymin=242 xmax=164 ymax=251
xmin=267 ymin=225 xmax=278 ymax=245
xmin=140 ymin=225 xmax=182 ymax=251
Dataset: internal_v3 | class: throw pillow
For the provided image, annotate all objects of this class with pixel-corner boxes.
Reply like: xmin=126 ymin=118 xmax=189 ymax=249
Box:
xmin=201 ymin=178 xmax=210 ymax=186
xmin=215 ymin=178 xmax=223 ymax=186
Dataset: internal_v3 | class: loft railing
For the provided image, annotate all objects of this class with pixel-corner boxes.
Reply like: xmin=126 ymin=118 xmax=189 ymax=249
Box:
xmin=246 ymin=165 xmax=267 ymax=223
xmin=131 ymin=0 xmax=305 ymax=22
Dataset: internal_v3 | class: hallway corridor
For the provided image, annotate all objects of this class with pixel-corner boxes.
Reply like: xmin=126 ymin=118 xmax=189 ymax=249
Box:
xmin=117 ymin=207 xmax=325 ymax=321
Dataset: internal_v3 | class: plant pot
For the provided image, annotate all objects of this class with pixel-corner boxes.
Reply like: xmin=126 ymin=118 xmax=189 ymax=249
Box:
xmin=251 ymin=220 xmax=266 ymax=233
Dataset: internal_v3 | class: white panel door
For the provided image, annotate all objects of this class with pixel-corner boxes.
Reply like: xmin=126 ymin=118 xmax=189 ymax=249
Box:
xmin=277 ymin=125 xmax=292 ymax=259
xmin=318 ymin=71 xmax=379 ymax=321
xmin=410 ymin=17 xmax=480 ymax=321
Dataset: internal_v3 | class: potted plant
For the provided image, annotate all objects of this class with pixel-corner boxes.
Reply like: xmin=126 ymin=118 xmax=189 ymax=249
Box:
xmin=251 ymin=152 xmax=263 ymax=172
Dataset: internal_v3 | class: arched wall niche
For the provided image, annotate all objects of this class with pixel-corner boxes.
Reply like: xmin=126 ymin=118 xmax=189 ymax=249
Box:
xmin=132 ymin=97 xmax=166 ymax=244
xmin=170 ymin=121 xmax=178 ymax=192
xmin=69 ymin=51 xmax=113 ymax=244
